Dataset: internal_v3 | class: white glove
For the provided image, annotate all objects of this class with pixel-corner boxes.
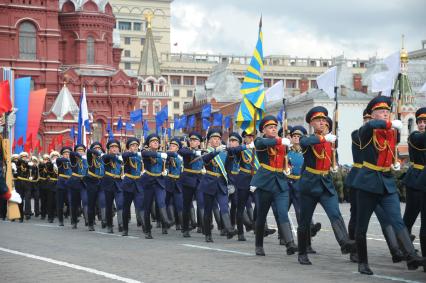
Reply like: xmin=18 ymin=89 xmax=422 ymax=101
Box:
xmin=249 ymin=186 xmax=257 ymax=193
xmin=29 ymin=176 xmax=33 ymax=181
xmin=283 ymin=168 xmax=291 ymax=176
xmin=162 ymin=169 xmax=168 ymax=176
xmin=391 ymin=162 xmax=401 ymax=171
xmin=216 ymin=144 xmax=227 ymax=152
xmin=82 ymin=155 xmax=87 ymax=160
xmin=9 ymin=190 xmax=22 ymax=204
xmin=331 ymin=166 xmax=339 ymax=173
xmin=160 ymin=153 xmax=168 ymax=160
xmin=137 ymin=152 xmax=142 ymax=158
xmin=281 ymin=138 xmax=291 ymax=146
xmin=227 ymin=184 xmax=236 ymax=195
xmin=177 ymin=155 xmax=183 ymax=162
xmin=28 ymin=162 xmax=34 ymax=167
xmin=117 ymin=155 xmax=123 ymax=162
xmin=11 ymin=162 xmax=17 ymax=172
xmin=246 ymin=142 xmax=255 ymax=149
xmin=53 ymin=164 xmax=58 ymax=172
xmin=391 ymin=120 xmax=402 ymax=131
xmin=324 ymin=133 xmax=337 ymax=143
xmin=195 ymin=150 xmax=202 ymax=157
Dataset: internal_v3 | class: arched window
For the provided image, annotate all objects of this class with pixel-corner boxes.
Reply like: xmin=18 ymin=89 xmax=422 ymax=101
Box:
xmin=92 ymin=121 xmax=103 ymax=143
xmin=138 ymin=81 xmax=143 ymax=92
xmin=140 ymin=100 xmax=148 ymax=114
xmin=19 ymin=22 xmax=37 ymax=60
xmin=149 ymin=80 xmax=154 ymax=92
xmin=153 ymin=100 xmax=161 ymax=115
xmin=87 ymin=36 xmax=95 ymax=64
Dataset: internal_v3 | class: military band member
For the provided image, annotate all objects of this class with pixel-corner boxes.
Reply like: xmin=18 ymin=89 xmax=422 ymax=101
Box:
xmin=353 ymin=96 xmax=425 ymax=275
xmin=121 ymin=138 xmax=144 ymax=236
xmin=38 ymin=154 xmax=50 ymax=220
xmin=402 ymin=107 xmax=426 ymax=271
xmin=55 ymin=147 xmax=73 ymax=226
xmin=297 ymin=106 xmax=355 ymax=265
xmin=29 ymin=156 xmax=40 ymax=218
xmin=251 ymin=115 xmax=297 ymax=256
xmin=16 ymin=152 xmax=31 ymax=221
xmin=47 ymin=151 xmax=59 ymax=223
xmin=101 ymin=139 xmax=123 ymax=233
xmin=84 ymin=142 xmax=105 ymax=232
xmin=178 ymin=132 xmax=205 ymax=238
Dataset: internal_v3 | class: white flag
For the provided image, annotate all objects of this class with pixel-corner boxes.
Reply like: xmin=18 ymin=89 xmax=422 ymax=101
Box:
xmin=316 ymin=66 xmax=337 ymax=99
xmin=383 ymin=51 xmax=400 ymax=80
xmin=420 ymin=82 xmax=426 ymax=93
xmin=371 ymin=71 xmax=393 ymax=96
xmin=265 ymin=80 xmax=284 ymax=106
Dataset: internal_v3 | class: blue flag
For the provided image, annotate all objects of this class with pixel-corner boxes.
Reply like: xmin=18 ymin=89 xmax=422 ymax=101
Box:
xmin=201 ymin=104 xmax=211 ymax=119
xmin=107 ymin=119 xmax=112 ymax=133
xmin=167 ymin=128 xmax=172 ymax=139
xmin=108 ymin=130 xmax=114 ymax=141
xmin=70 ymin=126 xmax=75 ymax=139
xmin=213 ymin=113 xmax=223 ymax=127
xmin=174 ymin=116 xmax=181 ymax=130
xmin=143 ymin=120 xmax=150 ymax=138
xmin=277 ymin=107 xmax=283 ymax=124
xmin=180 ymin=115 xmax=187 ymax=129
xmin=188 ymin=115 xmax=195 ymax=129
xmin=156 ymin=105 xmax=168 ymax=128
xmin=125 ymin=123 xmax=134 ymax=132
xmin=202 ymin=118 xmax=211 ymax=130
xmin=224 ymin=116 xmax=231 ymax=129
xmin=130 ymin=109 xmax=143 ymax=123
xmin=117 ymin=116 xmax=123 ymax=131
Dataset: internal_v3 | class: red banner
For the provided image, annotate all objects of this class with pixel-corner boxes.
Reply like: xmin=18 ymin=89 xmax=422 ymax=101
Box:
xmin=0 ymin=80 xmax=12 ymax=115
xmin=26 ymin=88 xmax=47 ymax=147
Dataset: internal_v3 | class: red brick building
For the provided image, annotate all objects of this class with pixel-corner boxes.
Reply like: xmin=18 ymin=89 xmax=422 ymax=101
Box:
xmin=0 ymin=0 xmax=138 ymax=151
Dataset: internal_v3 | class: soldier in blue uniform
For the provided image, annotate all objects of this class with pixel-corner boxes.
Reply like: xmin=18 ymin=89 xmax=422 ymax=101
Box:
xmin=121 ymin=137 xmax=144 ymax=236
xmin=199 ymin=128 xmax=237 ymax=242
xmin=164 ymin=137 xmax=184 ymax=234
xmin=251 ymin=116 xmax=297 ymax=256
xmin=403 ymin=107 xmax=426 ymax=271
xmin=141 ymin=133 xmax=173 ymax=239
xmin=55 ymin=147 xmax=73 ymax=226
xmin=101 ymin=140 xmax=123 ymax=233
xmin=353 ymin=96 xmax=426 ymax=275
xmin=84 ymin=142 xmax=105 ymax=231
xmin=297 ymin=106 xmax=355 ymax=265
xmin=178 ymin=132 xmax=205 ymax=238
xmin=67 ymin=144 xmax=88 ymax=229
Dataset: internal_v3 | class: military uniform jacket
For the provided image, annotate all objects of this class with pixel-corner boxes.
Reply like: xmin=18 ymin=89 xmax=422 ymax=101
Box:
xmin=140 ymin=150 xmax=165 ymax=189
xmin=100 ymin=154 xmax=122 ymax=192
xmin=83 ymin=149 xmax=105 ymax=190
xmin=121 ymin=152 xmax=143 ymax=193
xmin=250 ymin=137 xmax=289 ymax=192
xmin=235 ymin=147 xmax=259 ymax=190
xmin=299 ymin=134 xmax=335 ymax=195
xmin=67 ymin=152 xmax=88 ymax=190
xmin=46 ymin=161 xmax=57 ymax=191
xmin=56 ymin=157 xmax=72 ymax=191
xmin=199 ymin=148 xmax=228 ymax=196
xmin=226 ymin=145 xmax=247 ymax=186
xmin=403 ymin=131 xmax=426 ymax=191
xmin=178 ymin=147 xmax=204 ymax=188
xmin=287 ymin=146 xmax=304 ymax=189
xmin=38 ymin=163 xmax=49 ymax=189
xmin=345 ymin=129 xmax=363 ymax=189
xmin=352 ymin=120 xmax=397 ymax=194
xmin=17 ymin=159 xmax=30 ymax=181
xmin=165 ymin=152 xmax=183 ymax=193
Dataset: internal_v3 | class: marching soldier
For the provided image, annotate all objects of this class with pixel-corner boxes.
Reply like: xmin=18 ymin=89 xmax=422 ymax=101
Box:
xmin=55 ymin=147 xmax=73 ymax=226
xmin=297 ymin=106 xmax=355 ymax=265
xmin=29 ymin=156 xmax=40 ymax=218
xmin=251 ymin=116 xmax=297 ymax=256
xmin=353 ymin=96 xmax=425 ymax=274
xmin=47 ymin=151 xmax=59 ymax=223
xmin=101 ymin=139 xmax=123 ymax=233
xmin=178 ymin=131 xmax=205 ymax=238
xmin=402 ymin=107 xmax=426 ymax=271
xmin=38 ymin=154 xmax=50 ymax=220
xmin=164 ymin=137 xmax=184 ymax=233
xmin=16 ymin=152 xmax=31 ymax=221
xmin=140 ymin=133 xmax=173 ymax=239
xmin=84 ymin=142 xmax=105 ymax=231
xmin=121 ymin=138 xmax=144 ymax=236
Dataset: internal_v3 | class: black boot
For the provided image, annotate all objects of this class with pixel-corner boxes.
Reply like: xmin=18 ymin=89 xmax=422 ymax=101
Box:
xmin=83 ymin=206 xmax=89 ymax=227
xmin=279 ymin=222 xmax=298 ymax=255
xmin=297 ymin=228 xmax=311 ymax=265
xmin=167 ymin=205 xmax=176 ymax=227
xmin=306 ymin=229 xmax=316 ymax=254
xmin=243 ymin=210 xmax=253 ymax=232
xmin=357 ymin=236 xmax=373 ymax=275
xmin=213 ymin=207 xmax=223 ymax=232
xmin=107 ymin=226 xmax=113 ymax=233
xmin=397 ymin=228 xmax=426 ymax=270
xmin=88 ymin=225 xmax=95 ymax=231
xmin=420 ymin=236 xmax=426 ymax=272
xmin=138 ymin=210 xmax=146 ymax=233
xmin=159 ymin=207 xmax=173 ymax=229
xmin=196 ymin=207 xmax=203 ymax=233
xmin=101 ymin=208 xmax=106 ymax=229
xmin=264 ymin=223 xmax=276 ymax=237
xmin=122 ymin=229 xmax=128 ymax=236
xmin=136 ymin=209 xmax=142 ymax=227
xmin=238 ymin=234 xmax=246 ymax=241
xmin=331 ymin=217 xmax=356 ymax=254
xmin=183 ymin=230 xmax=191 ymax=238
xmin=222 ymin=213 xmax=237 ymax=239
xmin=177 ymin=212 xmax=183 ymax=231
xmin=116 ymin=210 xmax=123 ymax=232
xmin=382 ymin=225 xmax=404 ymax=263
xmin=255 ymin=219 xmax=265 ymax=256
xmin=205 ymin=234 xmax=213 ymax=242
xmin=145 ymin=231 xmax=153 ymax=239
xmin=255 ymin=246 xmax=265 ymax=256
xmin=190 ymin=206 xmax=197 ymax=230
xmin=310 ymin=222 xmax=321 ymax=238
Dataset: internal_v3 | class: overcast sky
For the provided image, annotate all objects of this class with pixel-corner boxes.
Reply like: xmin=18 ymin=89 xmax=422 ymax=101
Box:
xmin=170 ymin=0 xmax=426 ymax=59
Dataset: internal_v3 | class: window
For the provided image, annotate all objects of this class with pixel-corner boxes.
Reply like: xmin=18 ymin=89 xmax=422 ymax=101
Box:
xmin=140 ymin=38 xmax=145 ymax=45
xmin=124 ymin=50 xmax=131 ymax=57
xmin=87 ymin=36 xmax=95 ymax=64
xmin=124 ymin=37 xmax=131 ymax=45
xmin=133 ymin=22 xmax=142 ymax=31
xmin=118 ymin=22 xmax=131 ymax=31
xmin=196 ymin=77 xmax=207 ymax=86
xmin=173 ymin=89 xmax=180 ymax=97
xmin=140 ymin=100 xmax=148 ymax=114
xmin=264 ymin=79 xmax=271 ymax=88
xmin=19 ymin=22 xmax=36 ymax=60
xmin=124 ymin=62 xmax=131 ymax=70
xmin=310 ymin=80 xmax=318 ymax=89
xmin=171 ymin=76 xmax=180 ymax=85
xmin=93 ymin=85 xmax=97 ymax=94
xmin=286 ymin=80 xmax=296 ymax=89
xmin=153 ymin=101 xmax=161 ymax=115
xmin=187 ymin=90 xmax=193 ymax=97
xmin=174 ymin=102 xmax=180 ymax=109
xmin=183 ymin=76 xmax=194 ymax=86
xmin=138 ymin=82 xmax=143 ymax=91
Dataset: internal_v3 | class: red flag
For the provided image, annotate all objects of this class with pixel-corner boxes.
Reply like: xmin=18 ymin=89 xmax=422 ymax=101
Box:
xmin=51 ymin=136 xmax=56 ymax=151
xmin=24 ymin=133 xmax=33 ymax=153
xmin=34 ymin=139 xmax=41 ymax=153
xmin=12 ymin=139 xmax=16 ymax=152
xmin=65 ymin=139 xmax=72 ymax=147
xmin=57 ymin=134 xmax=63 ymax=146
xmin=0 ymin=81 xmax=12 ymax=115
xmin=17 ymin=136 xmax=24 ymax=146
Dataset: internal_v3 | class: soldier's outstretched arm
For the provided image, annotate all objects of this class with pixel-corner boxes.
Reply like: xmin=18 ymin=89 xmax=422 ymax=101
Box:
xmin=254 ymin=137 xmax=280 ymax=149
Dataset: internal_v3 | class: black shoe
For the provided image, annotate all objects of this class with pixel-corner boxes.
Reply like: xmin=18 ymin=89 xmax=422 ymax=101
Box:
xmin=25 ymin=215 xmax=31 ymax=220
xmin=205 ymin=235 xmax=213 ymax=242
xmin=183 ymin=231 xmax=191 ymax=238
xmin=238 ymin=234 xmax=246 ymax=241
xmin=162 ymin=227 xmax=168 ymax=234
xmin=19 ymin=219 xmax=24 ymax=223
xmin=255 ymin=246 xmax=265 ymax=256
xmin=350 ymin=253 xmax=359 ymax=263
xmin=286 ymin=242 xmax=298 ymax=255
xmin=279 ymin=238 xmax=286 ymax=246
xmin=101 ymin=222 xmax=106 ymax=229
xmin=391 ymin=250 xmax=404 ymax=263
xmin=196 ymin=227 xmax=202 ymax=233
xmin=59 ymin=221 xmax=64 ymax=226
xmin=118 ymin=225 xmax=123 ymax=232
xmin=40 ymin=216 xmax=45 ymax=220
xmin=107 ymin=226 xmax=113 ymax=233
xmin=358 ymin=263 xmax=373 ymax=275
xmin=88 ymin=225 xmax=95 ymax=231
xmin=298 ymin=254 xmax=312 ymax=265
xmin=220 ymin=229 xmax=227 ymax=236
xmin=311 ymin=222 xmax=321 ymax=237
xmin=48 ymin=219 xmax=53 ymax=223
xmin=122 ymin=230 xmax=128 ymax=236
xmin=145 ymin=232 xmax=153 ymax=239
xmin=264 ymin=228 xmax=276 ymax=237
xmin=307 ymin=245 xmax=316 ymax=254
xmin=72 ymin=223 xmax=77 ymax=229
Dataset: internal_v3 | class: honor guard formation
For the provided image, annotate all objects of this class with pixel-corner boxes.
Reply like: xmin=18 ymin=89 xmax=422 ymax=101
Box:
xmin=1 ymin=97 xmax=426 ymax=276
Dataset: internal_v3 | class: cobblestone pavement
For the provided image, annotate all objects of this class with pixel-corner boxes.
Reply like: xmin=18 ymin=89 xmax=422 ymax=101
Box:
xmin=1 ymin=203 xmax=425 ymax=283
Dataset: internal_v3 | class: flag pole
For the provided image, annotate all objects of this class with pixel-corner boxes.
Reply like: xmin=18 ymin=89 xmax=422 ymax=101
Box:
xmin=282 ymin=98 xmax=289 ymax=174
xmin=332 ymin=86 xmax=338 ymax=169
